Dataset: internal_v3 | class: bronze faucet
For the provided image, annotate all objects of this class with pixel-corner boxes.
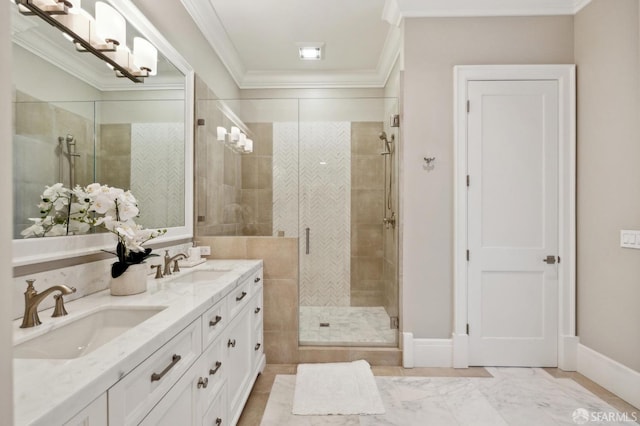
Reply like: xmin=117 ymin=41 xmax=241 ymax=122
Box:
xmin=163 ymin=251 xmax=187 ymax=276
xmin=20 ymin=279 xmax=76 ymax=328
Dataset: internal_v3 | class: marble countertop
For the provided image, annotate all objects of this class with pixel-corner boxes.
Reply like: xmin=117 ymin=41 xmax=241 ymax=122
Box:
xmin=12 ymin=259 xmax=263 ymax=426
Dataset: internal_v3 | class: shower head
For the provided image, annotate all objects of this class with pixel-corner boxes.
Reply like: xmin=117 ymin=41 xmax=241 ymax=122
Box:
xmin=378 ymin=131 xmax=395 ymax=155
xmin=378 ymin=131 xmax=395 ymax=143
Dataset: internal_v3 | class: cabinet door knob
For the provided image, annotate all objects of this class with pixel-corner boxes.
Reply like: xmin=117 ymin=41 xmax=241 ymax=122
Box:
xmin=254 ymin=307 xmax=261 ymax=314
xmin=197 ymin=377 xmax=208 ymax=389
xmin=254 ymin=343 xmax=261 ymax=351
xmin=254 ymin=277 xmax=261 ymax=283
xmin=236 ymin=291 xmax=247 ymax=302
xmin=209 ymin=361 xmax=222 ymax=375
xmin=227 ymin=339 xmax=236 ymax=348
xmin=215 ymin=418 xmax=222 ymax=426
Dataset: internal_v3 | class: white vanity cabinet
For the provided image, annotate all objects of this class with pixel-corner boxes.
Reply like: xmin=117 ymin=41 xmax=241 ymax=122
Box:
xmin=106 ymin=265 xmax=265 ymax=426
xmin=63 ymin=393 xmax=108 ymax=426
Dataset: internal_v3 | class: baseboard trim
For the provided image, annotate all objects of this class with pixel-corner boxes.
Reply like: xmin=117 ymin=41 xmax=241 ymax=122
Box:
xmin=577 ymin=344 xmax=640 ymax=409
xmin=402 ymin=332 xmax=453 ymax=368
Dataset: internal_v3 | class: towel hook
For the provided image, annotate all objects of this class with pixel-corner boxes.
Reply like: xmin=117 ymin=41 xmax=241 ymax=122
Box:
xmin=423 ymin=157 xmax=436 ymax=165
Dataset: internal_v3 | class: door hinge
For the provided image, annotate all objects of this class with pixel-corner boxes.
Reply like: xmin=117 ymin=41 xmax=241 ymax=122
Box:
xmin=466 ymin=250 xmax=470 ymax=261
xmin=466 ymin=175 xmax=470 ymax=187
xmin=466 ymin=323 xmax=470 ymax=334
xmin=466 ymin=100 xmax=470 ymax=113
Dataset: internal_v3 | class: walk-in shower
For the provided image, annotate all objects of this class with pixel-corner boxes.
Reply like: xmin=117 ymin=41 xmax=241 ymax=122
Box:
xmin=195 ymin=96 xmax=400 ymax=348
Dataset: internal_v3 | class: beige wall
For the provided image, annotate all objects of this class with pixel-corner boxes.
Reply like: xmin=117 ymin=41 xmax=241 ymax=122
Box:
xmin=1 ymin=0 xmax=13 ymax=421
xmin=575 ymin=0 xmax=640 ymax=372
xmin=401 ymin=16 xmax=574 ymax=338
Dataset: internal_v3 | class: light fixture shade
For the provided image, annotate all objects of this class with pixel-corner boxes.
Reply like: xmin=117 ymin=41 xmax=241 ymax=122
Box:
xmin=230 ymin=126 xmax=240 ymax=142
xmin=237 ymin=133 xmax=246 ymax=148
xmin=105 ymin=45 xmax=131 ymax=71
xmin=244 ymin=139 xmax=253 ymax=153
xmin=67 ymin=0 xmax=81 ymax=13
xmin=216 ymin=127 xmax=227 ymax=141
xmin=95 ymin=1 xmax=126 ymax=46
xmin=57 ymin=8 xmax=91 ymax=42
xmin=133 ymin=37 xmax=157 ymax=76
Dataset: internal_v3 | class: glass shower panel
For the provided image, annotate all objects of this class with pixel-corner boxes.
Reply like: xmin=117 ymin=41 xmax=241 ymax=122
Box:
xmin=298 ymin=98 xmax=399 ymax=347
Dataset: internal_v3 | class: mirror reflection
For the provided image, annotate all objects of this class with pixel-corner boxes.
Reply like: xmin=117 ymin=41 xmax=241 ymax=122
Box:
xmin=11 ymin=0 xmax=186 ymax=240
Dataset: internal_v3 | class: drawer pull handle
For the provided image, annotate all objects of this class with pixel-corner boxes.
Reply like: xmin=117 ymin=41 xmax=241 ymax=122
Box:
xmin=150 ymin=354 xmax=181 ymax=382
xmin=236 ymin=291 xmax=247 ymax=301
xmin=254 ymin=343 xmax=261 ymax=351
xmin=215 ymin=418 xmax=222 ymax=426
xmin=254 ymin=307 xmax=261 ymax=314
xmin=197 ymin=377 xmax=208 ymax=389
xmin=209 ymin=361 xmax=222 ymax=375
xmin=227 ymin=339 xmax=236 ymax=348
xmin=209 ymin=315 xmax=222 ymax=327
xmin=254 ymin=277 xmax=261 ymax=283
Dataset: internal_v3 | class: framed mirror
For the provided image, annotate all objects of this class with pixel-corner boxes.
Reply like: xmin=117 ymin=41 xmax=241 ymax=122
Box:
xmin=11 ymin=0 xmax=194 ymax=266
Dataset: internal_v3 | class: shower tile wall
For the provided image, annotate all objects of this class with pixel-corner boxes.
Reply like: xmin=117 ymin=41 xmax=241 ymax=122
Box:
xmin=131 ymin=123 xmax=185 ymax=229
xmin=241 ymin=122 xmax=273 ymax=236
xmin=350 ymin=122 xmax=385 ymax=307
xmin=272 ymin=122 xmax=299 ymax=238
xmin=98 ymin=124 xmax=131 ymax=190
xmin=13 ymin=90 xmax=94 ymax=237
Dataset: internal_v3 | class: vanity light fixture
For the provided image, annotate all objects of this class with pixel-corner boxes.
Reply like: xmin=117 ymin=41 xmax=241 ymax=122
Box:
xmin=216 ymin=126 xmax=253 ymax=154
xmin=16 ymin=0 xmax=157 ymax=83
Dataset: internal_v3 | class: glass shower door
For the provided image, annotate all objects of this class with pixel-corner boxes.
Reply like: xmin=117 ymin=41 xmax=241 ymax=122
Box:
xmin=297 ymin=98 xmax=399 ymax=347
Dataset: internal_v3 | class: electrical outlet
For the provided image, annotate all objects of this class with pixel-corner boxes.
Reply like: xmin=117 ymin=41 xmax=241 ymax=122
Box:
xmin=200 ymin=245 xmax=211 ymax=256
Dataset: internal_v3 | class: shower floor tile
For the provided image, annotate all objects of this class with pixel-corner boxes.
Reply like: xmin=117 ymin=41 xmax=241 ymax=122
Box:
xmin=299 ymin=306 xmax=397 ymax=346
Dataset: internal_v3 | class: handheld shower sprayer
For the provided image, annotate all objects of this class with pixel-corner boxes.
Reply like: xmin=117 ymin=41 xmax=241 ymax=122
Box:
xmin=378 ymin=131 xmax=395 ymax=155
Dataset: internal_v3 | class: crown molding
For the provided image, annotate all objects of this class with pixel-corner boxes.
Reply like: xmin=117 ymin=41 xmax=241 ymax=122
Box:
xmin=179 ymin=0 xmax=246 ymax=87
xmin=383 ymin=0 xmax=592 ymax=23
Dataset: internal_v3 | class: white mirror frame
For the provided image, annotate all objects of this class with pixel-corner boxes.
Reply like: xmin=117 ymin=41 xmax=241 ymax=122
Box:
xmin=12 ymin=0 xmax=194 ymax=267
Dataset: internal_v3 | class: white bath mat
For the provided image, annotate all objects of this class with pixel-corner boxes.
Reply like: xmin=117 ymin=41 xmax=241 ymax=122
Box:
xmin=291 ymin=359 xmax=385 ymax=416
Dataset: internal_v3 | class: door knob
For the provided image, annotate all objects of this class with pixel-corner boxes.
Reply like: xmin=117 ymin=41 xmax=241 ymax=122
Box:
xmin=543 ymin=255 xmax=558 ymax=264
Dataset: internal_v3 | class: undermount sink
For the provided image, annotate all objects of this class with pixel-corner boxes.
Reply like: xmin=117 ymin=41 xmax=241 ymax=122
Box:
xmin=14 ymin=306 xmax=166 ymax=359
xmin=173 ymin=269 xmax=231 ymax=284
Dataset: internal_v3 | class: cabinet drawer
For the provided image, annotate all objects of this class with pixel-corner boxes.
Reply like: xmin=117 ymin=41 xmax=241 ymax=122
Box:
xmin=252 ymin=319 xmax=264 ymax=368
xmin=228 ymin=279 xmax=251 ymax=320
xmin=251 ymin=287 xmax=263 ymax=325
xmin=108 ymin=319 xmax=202 ymax=426
xmin=202 ymin=384 xmax=227 ymax=426
xmin=202 ymin=298 xmax=228 ymax=350
xmin=198 ymin=337 xmax=226 ymax=407
xmin=250 ymin=269 xmax=263 ymax=290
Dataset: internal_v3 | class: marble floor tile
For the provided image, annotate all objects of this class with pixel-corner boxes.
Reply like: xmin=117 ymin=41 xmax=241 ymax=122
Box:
xmin=259 ymin=368 xmax=638 ymax=426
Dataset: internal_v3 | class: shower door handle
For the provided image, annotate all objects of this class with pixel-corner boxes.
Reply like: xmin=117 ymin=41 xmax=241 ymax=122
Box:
xmin=305 ymin=227 xmax=310 ymax=255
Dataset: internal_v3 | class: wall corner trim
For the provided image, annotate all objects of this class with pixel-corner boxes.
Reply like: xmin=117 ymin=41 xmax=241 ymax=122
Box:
xmin=577 ymin=344 xmax=640 ymax=409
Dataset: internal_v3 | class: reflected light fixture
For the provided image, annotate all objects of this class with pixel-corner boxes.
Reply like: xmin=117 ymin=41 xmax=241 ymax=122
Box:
xmin=16 ymin=0 xmax=157 ymax=83
xmin=216 ymin=126 xmax=253 ymax=154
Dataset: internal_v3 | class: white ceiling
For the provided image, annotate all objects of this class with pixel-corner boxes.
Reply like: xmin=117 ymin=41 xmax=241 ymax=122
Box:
xmin=180 ymin=0 xmax=591 ymax=90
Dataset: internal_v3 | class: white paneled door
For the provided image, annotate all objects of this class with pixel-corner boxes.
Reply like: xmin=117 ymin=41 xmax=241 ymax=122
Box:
xmin=467 ymin=80 xmax=559 ymax=367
